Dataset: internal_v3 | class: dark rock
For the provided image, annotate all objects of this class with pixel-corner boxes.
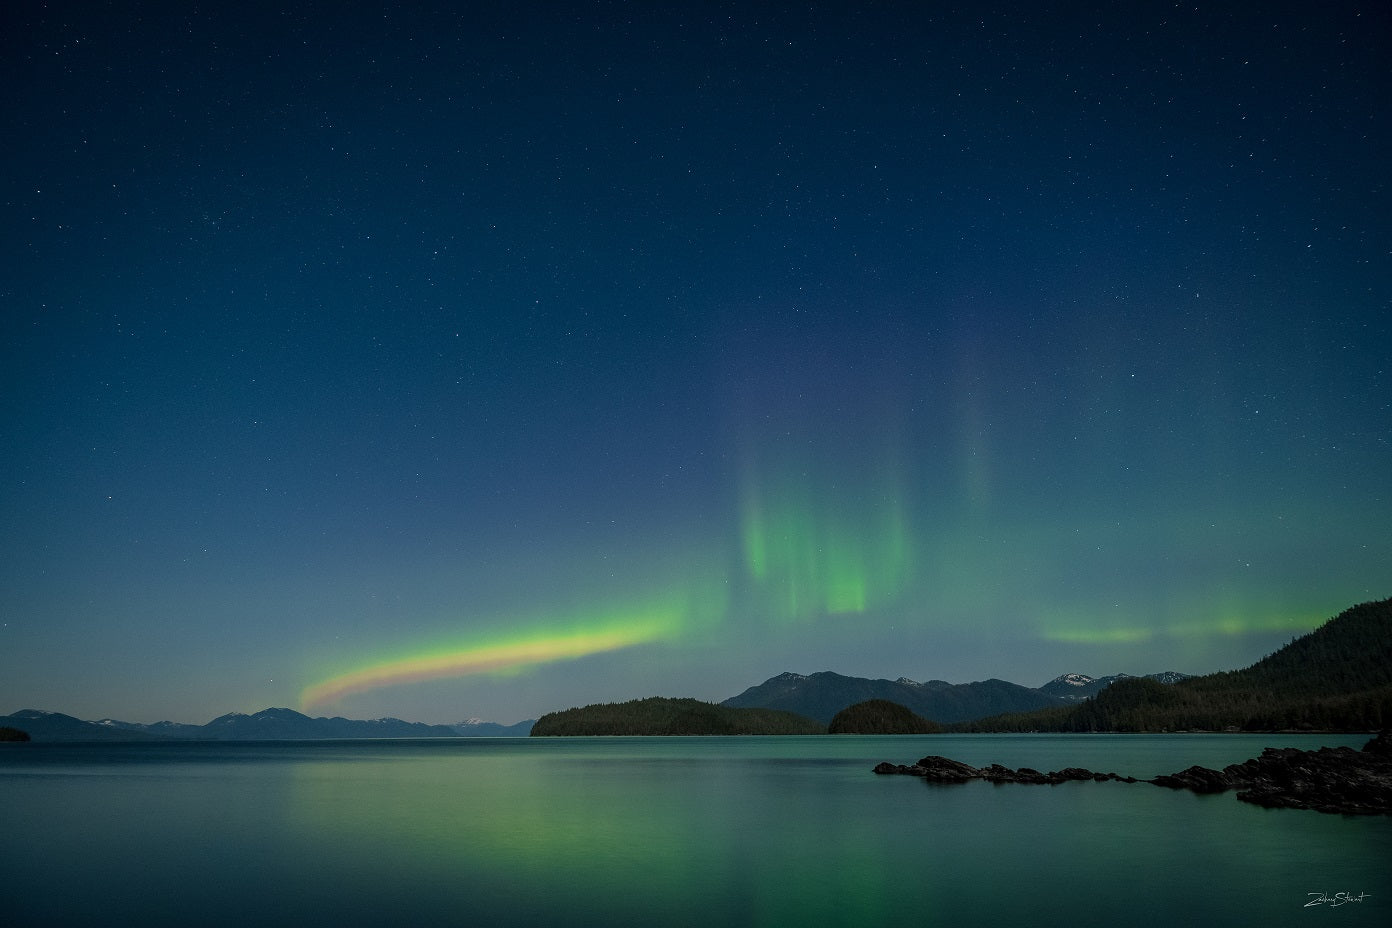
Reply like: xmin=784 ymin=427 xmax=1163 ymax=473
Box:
xmin=1022 ymin=768 xmax=1063 ymax=784
xmin=873 ymin=762 xmax=932 ymax=776
xmin=979 ymin=764 xmax=1055 ymax=783
xmin=1050 ymin=767 xmax=1102 ymax=782
xmin=1151 ymin=765 xmax=1233 ymax=793
xmin=1145 ymin=733 xmax=1392 ymax=814
xmin=1216 ymin=736 xmax=1392 ymax=815
xmin=874 ymin=731 xmax=1392 ymax=814
xmin=912 ymin=755 xmax=980 ymax=783
xmin=878 ymin=757 xmax=1124 ymax=785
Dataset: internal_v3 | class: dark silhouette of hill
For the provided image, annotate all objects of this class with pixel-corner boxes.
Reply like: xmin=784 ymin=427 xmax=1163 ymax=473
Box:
xmin=0 ymin=707 xmax=466 ymax=742
xmin=531 ymin=697 xmax=825 ymax=735
xmin=199 ymin=707 xmax=462 ymax=739
xmin=955 ymin=598 xmax=1392 ymax=732
xmin=722 ymin=671 xmax=1064 ymax=724
xmin=829 ymin=700 xmax=941 ymax=734
xmin=0 ymin=710 xmax=169 ymax=742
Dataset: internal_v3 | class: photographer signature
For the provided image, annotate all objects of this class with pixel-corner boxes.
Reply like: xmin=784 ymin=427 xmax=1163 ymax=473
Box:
xmin=1305 ymin=892 xmax=1371 ymax=907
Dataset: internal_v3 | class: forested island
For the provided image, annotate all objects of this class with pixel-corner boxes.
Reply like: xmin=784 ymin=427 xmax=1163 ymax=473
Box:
xmin=0 ymin=726 xmax=30 ymax=742
xmin=531 ymin=697 xmax=825 ymax=735
xmin=829 ymin=699 xmax=941 ymax=734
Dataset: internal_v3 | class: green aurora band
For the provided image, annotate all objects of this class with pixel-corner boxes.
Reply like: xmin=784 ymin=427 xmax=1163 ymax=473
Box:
xmin=297 ymin=441 xmax=1343 ymax=709
xmin=738 ymin=457 xmax=912 ymax=621
xmin=300 ymin=584 xmax=727 ymax=712
xmin=1037 ymin=601 xmax=1331 ymax=645
xmin=297 ymin=444 xmax=924 ymax=708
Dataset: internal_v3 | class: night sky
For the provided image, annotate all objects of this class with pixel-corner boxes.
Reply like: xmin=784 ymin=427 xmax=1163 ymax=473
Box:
xmin=3 ymin=2 xmax=1388 ymax=725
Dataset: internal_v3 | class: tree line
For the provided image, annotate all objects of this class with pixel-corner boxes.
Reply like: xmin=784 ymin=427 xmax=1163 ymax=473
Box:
xmin=531 ymin=697 xmax=826 ymax=736
xmin=953 ymin=599 xmax=1392 ymax=733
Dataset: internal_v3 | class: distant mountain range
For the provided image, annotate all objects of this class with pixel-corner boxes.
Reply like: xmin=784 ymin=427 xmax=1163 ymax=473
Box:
xmin=722 ymin=669 xmax=1190 ymax=724
xmin=1036 ymin=671 xmax=1194 ymax=702
xmin=1 ymin=709 xmax=171 ymax=742
xmin=9 ymin=600 xmax=1386 ymax=740
xmin=2 ymin=670 xmax=1190 ymax=742
xmin=453 ymin=718 xmax=536 ymax=737
xmin=0 ymin=707 xmax=536 ymax=743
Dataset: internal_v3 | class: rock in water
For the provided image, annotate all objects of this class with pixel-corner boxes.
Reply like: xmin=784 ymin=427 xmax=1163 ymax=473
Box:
xmin=873 ymin=757 xmax=1131 ymax=785
xmin=1223 ymin=736 xmax=1392 ymax=814
xmin=1151 ymin=765 xmax=1234 ymax=793
xmin=874 ymin=731 xmax=1392 ymax=814
xmin=913 ymin=755 xmax=981 ymax=782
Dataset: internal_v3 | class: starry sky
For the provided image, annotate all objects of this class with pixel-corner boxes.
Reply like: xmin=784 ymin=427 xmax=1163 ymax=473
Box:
xmin=3 ymin=2 xmax=1388 ymax=725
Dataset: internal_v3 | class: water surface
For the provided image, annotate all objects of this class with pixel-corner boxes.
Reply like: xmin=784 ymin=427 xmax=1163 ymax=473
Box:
xmin=2 ymin=734 xmax=1386 ymax=926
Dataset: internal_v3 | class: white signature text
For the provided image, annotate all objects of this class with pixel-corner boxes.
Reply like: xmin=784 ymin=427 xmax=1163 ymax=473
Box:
xmin=1305 ymin=892 xmax=1371 ymax=908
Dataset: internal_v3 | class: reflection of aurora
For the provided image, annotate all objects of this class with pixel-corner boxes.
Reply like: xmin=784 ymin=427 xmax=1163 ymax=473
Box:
xmin=282 ymin=740 xmax=899 ymax=925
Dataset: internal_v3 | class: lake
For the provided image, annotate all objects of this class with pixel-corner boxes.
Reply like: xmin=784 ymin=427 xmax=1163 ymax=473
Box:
xmin=2 ymin=734 xmax=1387 ymax=926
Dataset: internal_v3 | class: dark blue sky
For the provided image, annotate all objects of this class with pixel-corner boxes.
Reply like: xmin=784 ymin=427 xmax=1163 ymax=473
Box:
xmin=3 ymin=2 xmax=1388 ymax=724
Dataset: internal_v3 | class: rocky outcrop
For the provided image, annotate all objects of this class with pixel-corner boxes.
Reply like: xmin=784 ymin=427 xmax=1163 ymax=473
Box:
xmin=1153 ymin=730 xmax=1392 ymax=815
xmin=872 ymin=756 xmax=1137 ymax=784
xmin=875 ymin=732 xmax=1392 ymax=815
xmin=1150 ymin=765 xmax=1233 ymax=793
xmin=872 ymin=755 xmax=979 ymax=782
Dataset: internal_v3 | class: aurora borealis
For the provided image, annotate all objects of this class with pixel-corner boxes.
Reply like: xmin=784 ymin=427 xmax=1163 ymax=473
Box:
xmin=301 ymin=614 xmax=687 ymax=712
xmin=3 ymin=2 xmax=1388 ymax=725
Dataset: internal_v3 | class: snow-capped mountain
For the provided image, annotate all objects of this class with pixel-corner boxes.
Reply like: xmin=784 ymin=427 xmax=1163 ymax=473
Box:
xmin=1146 ymin=671 xmax=1193 ymax=686
xmin=1038 ymin=671 xmax=1193 ymax=701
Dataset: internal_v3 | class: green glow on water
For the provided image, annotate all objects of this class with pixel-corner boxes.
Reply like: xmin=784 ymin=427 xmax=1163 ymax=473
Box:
xmin=6 ymin=737 xmax=1388 ymax=927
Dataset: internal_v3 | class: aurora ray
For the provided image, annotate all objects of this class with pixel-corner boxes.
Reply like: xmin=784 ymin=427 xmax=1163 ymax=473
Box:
xmin=738 ymin=453 xmax=912 ymax=621
xmin=301 ymin=611 xmax=682 ymax=712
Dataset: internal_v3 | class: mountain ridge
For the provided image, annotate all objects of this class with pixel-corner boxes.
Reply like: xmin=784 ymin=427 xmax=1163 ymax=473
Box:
xmin=13 ymin=596 xmax=1386 ymax=740
xmin=1038 ymin=671 xmax=1194 ymax=701
xmin=0 ymin=707 xmax=535 ymax=742
xmin=2 ymin=668 xmax=1184 ymax=741
xmin=721 ymin=668 xmax=1188 ymax=724
xmin=954 ymin=598 xmax=1392 ymax=732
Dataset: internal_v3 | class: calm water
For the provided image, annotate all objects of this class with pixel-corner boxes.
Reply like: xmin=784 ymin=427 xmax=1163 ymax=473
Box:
xmin=2 ymin=734 xmax=1387 ymax=926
